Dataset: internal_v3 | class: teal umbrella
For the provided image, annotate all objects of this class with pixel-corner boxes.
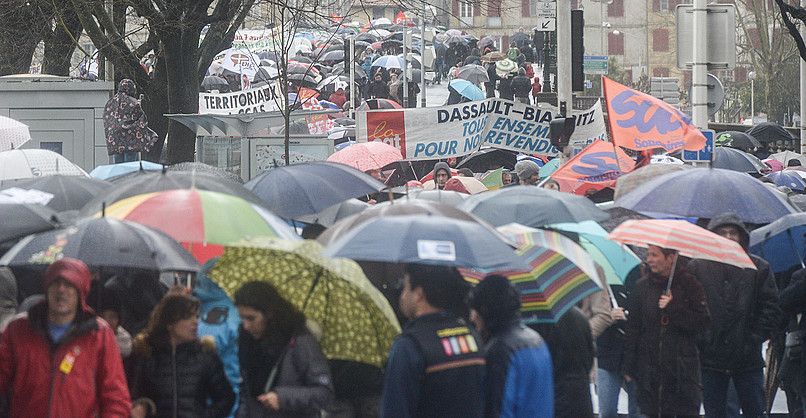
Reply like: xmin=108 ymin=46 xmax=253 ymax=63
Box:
xmin=539 ymin=158 xmax=563 ymax=179
xmin=547 ymin=221 xmax=641 ymax=286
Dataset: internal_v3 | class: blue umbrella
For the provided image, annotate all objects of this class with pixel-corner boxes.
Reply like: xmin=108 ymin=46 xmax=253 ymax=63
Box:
xmin=447 ymin=79 xmax=485 ymax=101
xmin=89 ymin=161 xmax=163 ymax=180
xmin=615 ymin=168 xmax=799 ymax=224
xmin=749 ymin=213 xmax=806 ymax=273
xmin=764 ymin=171 xmax=806 ymax=192
xmin=335 ymin=141 xmax=356 ymax=151
xmin=323 ymin=214 xmax=525 ymax=271
xmin=245 ymin=161 xmax=386 ymax=219
xmin=712 ymin=146 xmax=767 ymax=173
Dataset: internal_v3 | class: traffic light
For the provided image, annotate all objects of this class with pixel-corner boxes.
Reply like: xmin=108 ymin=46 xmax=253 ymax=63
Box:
xmin=571 ymin=9 xmax=584 ymax=92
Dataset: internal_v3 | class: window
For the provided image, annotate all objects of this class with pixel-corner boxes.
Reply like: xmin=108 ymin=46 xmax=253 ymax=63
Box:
xmin=460 ymin=1 xmax=473 ymax=18
xmin=608 ymin=0 xmax=624 ymax=17
xmin=608 ymin=31 xmax=624 ymax=55
xmin=653 ymin=67 xmax=670 ymax=77
xmin=653 ymin=28 xmax=669 ymax=51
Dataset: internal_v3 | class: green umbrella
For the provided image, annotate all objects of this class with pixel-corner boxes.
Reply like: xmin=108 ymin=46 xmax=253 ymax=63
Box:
xmin=539 ymin=158 xmax=563 ymax=179
xmin=209 ymin=238 xmax=400 ymax=368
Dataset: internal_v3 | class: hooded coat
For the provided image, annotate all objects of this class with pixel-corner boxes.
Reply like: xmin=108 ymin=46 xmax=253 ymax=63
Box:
xmin=623 ymin=262 xmax=710 ymax=416
xmin=432 ymin=162 xmax=452 ymax=190
xmin=103 ymin=79 xmax=159 ymax=155
xmin=0 ymin=258 xmax=132 ymax=418
xmin=688 ymin=213 xmax=781 ymax=373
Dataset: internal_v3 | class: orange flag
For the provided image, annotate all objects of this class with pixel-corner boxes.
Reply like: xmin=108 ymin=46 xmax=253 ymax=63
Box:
xmin=603 ymin=76 xmax=706 ymax=152
xmin=550 ymin=140 xmax=636 ymax=195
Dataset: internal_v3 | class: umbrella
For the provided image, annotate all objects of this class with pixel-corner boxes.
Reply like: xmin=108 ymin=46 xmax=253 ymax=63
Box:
xmin=422 ymin=176 xmax=488 ymax=194
xmin=511 ymin=32 xmax=530 ymax=46
xmin=200 ymin=75 xmax=230 ymax=92
xmin=650 ymin=155 xmax=685 ymax=165
xmin=357 ymin=98 xmax=402 ymax=110
xmin=547 ymin=221 xmax=641 ymax=285
xmin=288 ymin=73 xmax=318 ymax=87
xmin=209 ymin=238 xmax=400 ymax=367
xmin=445 ymin=29 xmax=463 ymax=36
xmin=0 ymin=149 xmax=88 ymax=180
xmin=448 ymin=79 xmax=485 ymax=101
xmin=747 ymin=122 xmax=795 ymax=144
xmin=168 ymin=162 xmax=244 ymax=184
xmin=615 ymin=168 xmax=799 ymax=224
xmin=319 ymin=50 xmax=345 ymax=63
xmin=457 ymin=64 xmax=490 ymax=85
xmin=538 ymin=158 xmax=563 ymax=179
xmin=457 ymin=148 xmax=518 ymax=172
xmin=326 ymin=141 xmax=403 ymax=172
xmin=253 ymin=66 xmax=279 ymax=83
xmin=791 ymin=194 xmax=806 ymax=211
xmin=444 ymin=35 xmax=467 ymax=45
xmin=763 ymin=158 xmax=785 ymax=172
xmin=460 ymin=186 xmax=610 ymax=227
xmin=478 ymin=36 xmax=495 ymax=51
xmin=0 ymin=203 xmax=61 ymax=244
xmin=296 ymin=198 xmax=370 ymax=227
xmin=405 ymin=189 xmax=469 ymax=206
xmin=481 ymin=51 xmax=506 ymax=62
xmin=100 ymin=189 xmax=300 ymax=263
xmin=0 ymin=217 xmax=200 ymax=272
xmin=323 ymin=214 xmax=524 ymax=271
xmin=354 ymin=33 xmax=378 ymax=43
xmin=495 ymin=59 xmax=518 ymax=78
xmin=750 ymin=213 xmax=806 ymax=273
xmin=614 ymin=164 xmax=690 ymax=200
xmin=245 ymin=161 xmax=387 ymax=219
xmin=461 ymin=224 xmax=605 ymax=324
xmin=317 ymin=200 xmax=483 ymax=246
xmin=78 ymin=170 xmax=263 ymax=217
xmin=0 ymin=175 xmax=111 ymax=212
xmin=713 ymin=147 xmax=767 ymax=173
xmin=764 ymin=171 xmax=806 ymax=192
xmin=90 ymin=161 xmax=163 ymax=180
xmin=0 ymin=115 xmax=31 ymax=151
xmin=768 ymin=150 xmax=806 ymax=167
xmin=714 ymin=131 xmax=761 ymax=151
xmin=371 ymin=55 xmax=404 ymax=70
xmin=600 ymin=206 xmax=653 ymax=232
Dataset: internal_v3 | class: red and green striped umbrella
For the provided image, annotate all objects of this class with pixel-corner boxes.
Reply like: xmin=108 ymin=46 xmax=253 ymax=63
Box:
xmin=100 ymin=189 xmax=299 ymax=262
xmin=462 ymin=223 xmax=605 ymax=324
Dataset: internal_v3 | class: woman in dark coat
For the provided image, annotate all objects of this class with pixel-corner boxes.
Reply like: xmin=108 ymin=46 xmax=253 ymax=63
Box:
xmin=623 ymin=245 xmax=710 ymax=418
xmin=234 ymin=281 xmax=333 ymax=418
xmin=103 ymin=78 xmax=159 ymax=163
xmin=128 ymin=292 xmax=235 ymax=418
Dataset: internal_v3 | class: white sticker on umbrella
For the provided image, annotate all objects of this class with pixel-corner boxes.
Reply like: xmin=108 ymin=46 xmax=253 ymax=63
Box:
xmin=417 ymin=240 xmax=456 ymax=261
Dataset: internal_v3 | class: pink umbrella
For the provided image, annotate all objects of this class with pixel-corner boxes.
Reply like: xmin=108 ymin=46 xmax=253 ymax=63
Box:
xmin=327 ymin=141 xmax=403 ymax=172
xmin=763 ymin=158 xmax=784 ymax=172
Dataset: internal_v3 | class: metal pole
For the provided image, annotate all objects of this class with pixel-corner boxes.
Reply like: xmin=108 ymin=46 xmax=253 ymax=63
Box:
xmin=557 ymin=0 xmax=572 ymax=109
xmin=403 ymin=27 xmax=409 ymax=107
xmin=421 ymin=1 xmax=427 ymax=107
xmin=751 ymin=78 xmax=755 ymax=123
xmin=800 ymin=0 xmax=806 ymax=153
xmin=691 ymin=0 xmax=708 ymax=129
xmin=349 ymin=37 xmax=356 ymax=119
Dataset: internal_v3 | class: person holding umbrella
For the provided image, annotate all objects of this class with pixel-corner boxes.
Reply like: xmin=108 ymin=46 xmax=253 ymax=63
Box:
xmin=366 ymin=70 xmax=389 ymax=99
xmin=381 ymin=264 xmax=485 ymax=418
xmin=623 ymin=246 xmax=710 ymax=418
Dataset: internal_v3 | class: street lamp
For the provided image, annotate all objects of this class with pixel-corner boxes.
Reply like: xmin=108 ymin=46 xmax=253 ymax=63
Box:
xmin=748 ymin=70 xmax=756 ymax=124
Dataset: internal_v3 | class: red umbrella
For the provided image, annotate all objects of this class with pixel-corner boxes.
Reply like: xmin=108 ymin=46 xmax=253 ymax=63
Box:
xmin=327 ymin=141 xmax=403 ymax=172
xmin=357 ymin=99 xmax=402 ymax=110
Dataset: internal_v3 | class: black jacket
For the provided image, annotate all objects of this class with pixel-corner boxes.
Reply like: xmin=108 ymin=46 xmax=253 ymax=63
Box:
xmin=510 ymin=75 xmax=532 ymax=98
xmin=366 ymin=80 xmax=389 ymax=99
xmin=128 ymin=339 xmax=235 ymax=418
xmin=497 ymin=77 xmax=514 ymax=100
xmin=780 ymin=269 xmax=806 ymax=397
xmin=689 ymin=213 xmax=781 ymax=372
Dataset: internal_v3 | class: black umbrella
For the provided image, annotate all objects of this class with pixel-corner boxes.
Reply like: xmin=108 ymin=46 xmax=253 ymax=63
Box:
xmin=354 ymin=33 xmax=378 ymax=43
xmin=459 ymin=186 xmax=609 ymax=227
xmin=457 ymin=148 xmax=517 ymax=172
xmin=0 ymin=203 xmax=61 ymax=244
xmin=747 ymin=122 xmax=795 ymax=144
xmin=168 ymin=162 xmax=244 ymax=184
xmin=511 ymin=32 xmax=530 ymax=47
xmin=288 ymin=73 xmax=319 ymax=88
xmin=445 ymin=35 xmax=466 ymax=45
xmin=0 ymin=175 xmax=112 ymax=212
xmin=714 ymin=131 xmax=761 ymax=151
xmin=478 ymin=36 xmax=495 ymax=50
xmin=319 ymin=50 xmax=345 ymax=63
xmin=286 ymin=63 xmax=312 ymax=74
xmin=258 ymin=51 xmax=279 ymax=61
xmin=358 ymin=98 xmax=402 ymax=110
xmin=0 ymin=217 xmax=200 ymax=272
xmin=293 ymin=56 xmax=313 ymax=64
xmin=201 ymin=75 xmax=230 ymax=92
xmin=245 ymin=161 xmax=387 ymax=218
xmin=79 ymin=170 xmax=262 ymax=217
xmin=713 ymin=146 xmax=767 ymax=174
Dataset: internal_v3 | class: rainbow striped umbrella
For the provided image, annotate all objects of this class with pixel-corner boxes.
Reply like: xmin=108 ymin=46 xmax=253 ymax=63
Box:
xmin=609 ymin=219 xmax=756 ymax=270
xmin=99 ymin=189 xmax=299 ymax=262
xmin=462 ymin=223 xmax=605 ymax=324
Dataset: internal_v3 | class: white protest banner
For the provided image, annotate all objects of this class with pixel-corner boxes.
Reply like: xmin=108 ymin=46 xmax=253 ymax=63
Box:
xmin=199 ymin=83 xmax=284 ymax=115
xmin=355 ymin=98 xmax=606 ymax=160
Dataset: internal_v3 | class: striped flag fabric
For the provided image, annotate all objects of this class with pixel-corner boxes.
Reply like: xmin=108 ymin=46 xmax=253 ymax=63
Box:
xmin=608 ymin=219 xmax=756 ymax=270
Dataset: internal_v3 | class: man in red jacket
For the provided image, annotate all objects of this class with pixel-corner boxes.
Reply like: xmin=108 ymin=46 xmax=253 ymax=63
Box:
xmin=0 ymin=258 xmax=131 ymax=417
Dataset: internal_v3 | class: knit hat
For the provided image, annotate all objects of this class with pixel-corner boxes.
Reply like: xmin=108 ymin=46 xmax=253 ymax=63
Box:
xmin=514 ymin=160 xmax=540 ymax=180
xmin=468 ymin=275 xmax=521 ymax=333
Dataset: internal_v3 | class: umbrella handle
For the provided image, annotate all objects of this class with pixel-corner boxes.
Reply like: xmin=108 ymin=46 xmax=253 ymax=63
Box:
xmin=665 ymin=253 xmax=678 ymax=295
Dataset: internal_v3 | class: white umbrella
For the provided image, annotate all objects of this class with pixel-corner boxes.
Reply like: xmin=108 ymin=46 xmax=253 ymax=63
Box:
xmin=0 ymin=149 xmax=88 ymax=181
xmin=0 ymin=116 xmax=31 ymax=151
